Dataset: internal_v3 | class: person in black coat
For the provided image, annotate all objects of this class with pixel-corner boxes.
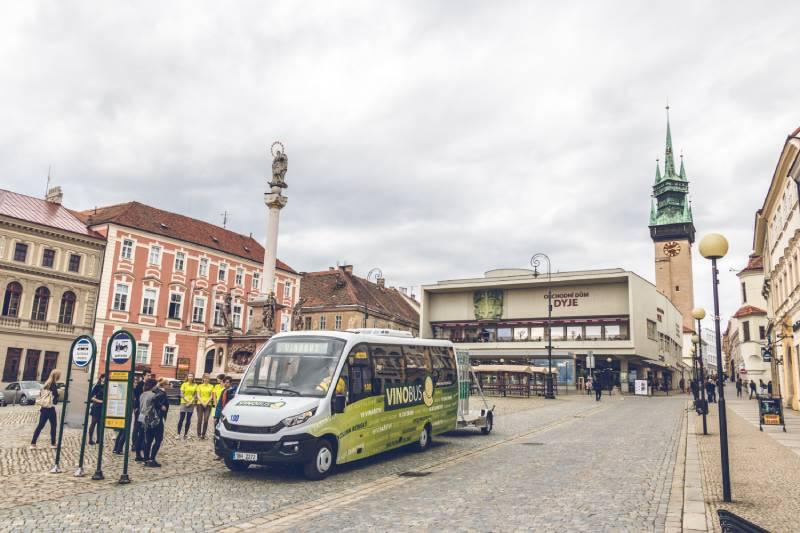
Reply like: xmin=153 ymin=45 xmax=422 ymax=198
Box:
xmin=749 ymin=380 xmax=757 ymax=399
xmin=88 ymin=374 xmax=105 ymax=445
xmin=592 ymin=376 xmax=602 ymax=401
xmin=690 ymin=379 xmax=699 ymax=401
xmin=706 ymin=379 xmax=716 ymax=403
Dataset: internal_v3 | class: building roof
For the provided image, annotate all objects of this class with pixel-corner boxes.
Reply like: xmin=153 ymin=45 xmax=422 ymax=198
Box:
xmin=471 ymin=364 xmax=557 ymax=374
xmin=732 ymin=305 xmax=767 ymax=318
xmin=77 ymin=201 xmax=295 ymax=273
xmin=0 ymin=189 xmax=103 ymax=239
xmin=300 ymin=267 xmax=419 ymax=326
xmin=738 ymin=254 xmax=763 ymax=275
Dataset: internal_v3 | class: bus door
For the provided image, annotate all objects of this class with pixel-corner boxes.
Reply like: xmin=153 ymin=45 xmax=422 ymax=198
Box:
xmin=340 ymin=343 xmax=375 ymax=459
xmin=370 ymin=344 xmax=405 ymax=446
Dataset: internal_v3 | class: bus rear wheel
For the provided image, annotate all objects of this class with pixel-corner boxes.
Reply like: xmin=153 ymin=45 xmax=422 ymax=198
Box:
xmin=303 ymin=439 xmax=335 ymax=480
xmin=414 ymin=425 xmax=431 ymax=452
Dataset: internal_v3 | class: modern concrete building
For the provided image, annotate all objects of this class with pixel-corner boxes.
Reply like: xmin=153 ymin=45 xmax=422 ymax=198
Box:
xmin=420 ymin=267 xmax=686 ymax=392
xmin=0 ymin=188 xmax=105 ymax=386
xmin=753 ymin=125 xmax=800 ymax=410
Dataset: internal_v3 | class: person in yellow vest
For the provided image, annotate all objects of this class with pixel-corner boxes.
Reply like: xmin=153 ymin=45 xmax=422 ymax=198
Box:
xmin=195 ymin=374 xmax=215 ymax=440
xmin=211 ymin=373 xmax=225 ymax=431
xmin=178 ymin=374 xmax=197 ymax=440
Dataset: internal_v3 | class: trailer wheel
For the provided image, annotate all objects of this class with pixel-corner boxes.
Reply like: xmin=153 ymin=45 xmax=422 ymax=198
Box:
xmin=481 ymin=413 xmax=493 ymax=435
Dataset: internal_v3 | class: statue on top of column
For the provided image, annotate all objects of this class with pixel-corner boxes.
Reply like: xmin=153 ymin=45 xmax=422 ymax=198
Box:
xmin=270 ymin=141 xmax=288 ymax=188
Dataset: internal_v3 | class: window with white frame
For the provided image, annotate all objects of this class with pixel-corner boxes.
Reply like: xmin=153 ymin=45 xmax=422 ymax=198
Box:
xmin=214 ymin=302 xmax=224 ymax=326
xmin=232 ymin=304 xmax=242 ymax=329
xmin=334 ymin=315 xmax=342 ymax=330
xmin=112 ymin=283 xmax=129 ymax=311
xmin=121 ymin=239 xmax=134 ymax=260
xmin=319 ymin=315 xmax=327 ymax=329
xmin=192 ymin=297 xmax=206 ymax=323
xmin=136 ymin=343 xmax=150 ymax=364
xmin=218 ymin=262 xmax=227 ymax=282
xmin=252 ymin=272 xmax=260 ymax=290
xmin=162 ymin=345 xmax=176 ymax=366
xmin=148 ymin=245 xmax=161 ymax=265
xmin=174 ymin=251 xmax=185 ymax=272
xmin=199 ymin=257 xmax=209 ymax=277
xmin=168 ymin=293 xmax=182 ymax=320
xmin=141 ymin=287 xmax=157 ymax=315
xmin=281 ymin=313 xmax=289 ymax=332
xmin=284 ymin=280 xmax=292 ymax=299
xmin=235 ymin=267 xmax=244 ymax=286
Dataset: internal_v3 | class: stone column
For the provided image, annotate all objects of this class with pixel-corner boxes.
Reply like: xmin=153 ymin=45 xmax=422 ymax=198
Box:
xmin=619 ymin=358 xmax=628 ymax=393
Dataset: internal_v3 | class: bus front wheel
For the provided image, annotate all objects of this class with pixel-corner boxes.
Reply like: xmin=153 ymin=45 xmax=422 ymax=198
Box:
xmin=304 ymin=439 xmax=335 ymax=480
xmin=414 ymin=425 xmax=431 ymax=452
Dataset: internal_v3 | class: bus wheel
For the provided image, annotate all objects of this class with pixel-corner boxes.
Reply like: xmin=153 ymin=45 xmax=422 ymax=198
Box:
xmin=223 ymin=458 xmax=250 ymax=472
xmin=414 ymin=425 xmax=431 ymax=452
xmin=481 ymin=413 xmax=493 ymax=435
xmin=304 ymin=439 xmax=334 ymax=480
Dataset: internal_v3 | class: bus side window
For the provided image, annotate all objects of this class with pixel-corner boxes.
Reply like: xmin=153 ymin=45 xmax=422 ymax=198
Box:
xmin=347 ymin=343 xmax=373 ymax=403
xmin=371 ymin=344 xmax=403 ymax=394
xmin=403 ymin=345 xmax=429 ymax=384
xmin=430 ymin=346 xmax=457 ymax=387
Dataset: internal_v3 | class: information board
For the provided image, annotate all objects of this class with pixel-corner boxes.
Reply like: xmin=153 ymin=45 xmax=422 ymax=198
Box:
xmin=757 ymin=395 xmax=785 ymax=431
xmin=634 ymin=379 xmax=648 ymax=396
xmin=71 ymin=336 xmax=95 ymax=368
xmin=105 ymin=371 xmax=130 ymax=429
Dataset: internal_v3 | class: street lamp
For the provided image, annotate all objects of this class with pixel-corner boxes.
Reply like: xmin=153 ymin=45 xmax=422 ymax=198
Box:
xmin=691 ymin=312 xmax=708 ymax=436
xmin=531 ymin=253 xmax=555 ymax=399
xmin=699 ymin=233 xmax=732 ymax=503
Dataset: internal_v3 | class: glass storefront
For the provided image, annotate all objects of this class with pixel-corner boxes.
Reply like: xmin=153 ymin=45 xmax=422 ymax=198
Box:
xmin=433 ymin=319 xmax=630 ymax=344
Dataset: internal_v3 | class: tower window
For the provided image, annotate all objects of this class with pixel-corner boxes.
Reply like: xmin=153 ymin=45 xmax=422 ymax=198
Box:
xmin=675 ymin=286 xmax=680 ymax=292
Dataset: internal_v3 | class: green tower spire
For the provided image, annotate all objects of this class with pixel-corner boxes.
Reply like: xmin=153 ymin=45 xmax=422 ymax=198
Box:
xmin=649 ymin=108 xmax=695 ymax=243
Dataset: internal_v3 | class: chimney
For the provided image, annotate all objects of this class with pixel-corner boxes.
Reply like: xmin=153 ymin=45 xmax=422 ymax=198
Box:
xmin=377 ymin=277 xmax=385 ymax=289
xmin=45 ymin=186 xmax=63 ymax=205
xmin=340 ymin=265 xmax=353 ymax=274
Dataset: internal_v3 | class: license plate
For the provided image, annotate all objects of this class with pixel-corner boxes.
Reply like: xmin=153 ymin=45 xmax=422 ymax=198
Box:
xmin=233 ymin=452 xmax=257 ymax=462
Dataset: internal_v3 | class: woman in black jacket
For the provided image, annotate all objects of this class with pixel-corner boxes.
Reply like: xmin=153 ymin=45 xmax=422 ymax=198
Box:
xmin=30 ymin=370 xmax=61 ymax=449
xmin=88 ymin=374 xmax=105 ymax=445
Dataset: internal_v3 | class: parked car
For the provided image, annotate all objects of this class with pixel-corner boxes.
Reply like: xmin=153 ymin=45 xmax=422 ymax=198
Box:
xmin=4 ymin=381 xmax=43 ymax=405
xmin=0 ymin=389 xmax=6 ymax=406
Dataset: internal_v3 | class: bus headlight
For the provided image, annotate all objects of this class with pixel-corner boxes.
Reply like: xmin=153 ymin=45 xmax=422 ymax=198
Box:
xmin=282 ymin=408 xmax=316 ymax=427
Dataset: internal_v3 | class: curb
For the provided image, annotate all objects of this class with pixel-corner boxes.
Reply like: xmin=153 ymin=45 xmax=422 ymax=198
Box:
xmin=683 ymin=402 xmax=711 ymax=532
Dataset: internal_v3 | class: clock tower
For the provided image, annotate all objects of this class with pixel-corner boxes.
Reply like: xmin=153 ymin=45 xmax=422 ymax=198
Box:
xmin=649 ymin=110 xmax=696 ymax=332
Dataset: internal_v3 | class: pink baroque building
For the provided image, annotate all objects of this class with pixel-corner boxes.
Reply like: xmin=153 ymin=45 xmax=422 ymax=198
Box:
xmin=78 ymin=202 xmax=299 ymax=379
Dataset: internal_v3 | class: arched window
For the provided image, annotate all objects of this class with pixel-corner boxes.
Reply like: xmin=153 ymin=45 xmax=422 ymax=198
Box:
xmin=2 ymin=282 xmax=22 ymax=317
xmin=31 ymin=286 xmax=50 ymax=321
xmin=58 ymin=291 xmax=76 ymax=324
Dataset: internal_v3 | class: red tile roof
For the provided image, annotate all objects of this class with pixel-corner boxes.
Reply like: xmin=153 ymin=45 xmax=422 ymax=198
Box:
xmin=77 ymin=201 xmax=295 ymax=273
xmin=738 ymin=254 xmax=763 ymax=275
xmin=0 ymin=189 xmax=103 ymax=239
xmin=732 ymin=305 xmax=767 ymax=318
xmin=300 ymin=267 xmax=419 ymax=326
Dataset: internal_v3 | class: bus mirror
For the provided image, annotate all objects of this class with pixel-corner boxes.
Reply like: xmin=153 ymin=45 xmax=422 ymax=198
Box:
xmin=333 ymin=394 xmax=346 ymax=414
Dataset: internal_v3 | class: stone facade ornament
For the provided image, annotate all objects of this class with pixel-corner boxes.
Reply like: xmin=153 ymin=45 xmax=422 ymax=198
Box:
xmin=270 ymin=141 xmax=288 ymax=188
xmin=292 ymin=297 xmax=307 ymax=330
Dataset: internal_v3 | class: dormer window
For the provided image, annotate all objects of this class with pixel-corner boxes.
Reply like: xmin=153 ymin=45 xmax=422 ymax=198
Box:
xmin=160 ymin=223 xmax=169 ymax=230
xmin=211 ymin=236 xmax=219 ymax=243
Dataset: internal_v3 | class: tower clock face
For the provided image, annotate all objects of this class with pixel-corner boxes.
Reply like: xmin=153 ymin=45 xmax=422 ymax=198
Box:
xmin=663 ymin=241 xmax=681 ymax=257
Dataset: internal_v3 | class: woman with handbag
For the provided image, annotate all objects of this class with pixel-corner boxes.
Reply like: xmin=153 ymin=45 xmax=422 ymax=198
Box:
xmin=30 ymin=369 xmax=61 ymax=449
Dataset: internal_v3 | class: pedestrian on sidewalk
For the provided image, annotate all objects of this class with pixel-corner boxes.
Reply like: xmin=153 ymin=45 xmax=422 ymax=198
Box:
xmin=690 ymin=379 xmax=699 ymax=401
xmin=736 ymin=377 xmax=743 ymax=398
xmin=131 ymin=375 xmax=144 ymax=459
xmin=211 ymin=373 xmax=225 ymax=430
xmin=195 ymin=373 xmax=215 ymax=440
xmin=177 ymin=374 xmax=197 ymax=440
xmin=140 ymin=379 xmax=168 ymax=467
xmin=768 ymin=380 xmax=774 ymax=396
xmin=585 ymin=377 xmax=592 ymax=396
xmin=679 ymin=377 xmax=686 ymax=394
xmin=593 ymin=376 xmax=602 ymax=401
xmin=749 ymin=380 xmax=757 ymax=399
xmin=759 ymin=379 xmax=766 ymax=394
xmin=88 ymin=374 xmax=105 ymax=445
xmin=706 ymin=379 xmax=716 ymax=403
xmin=30 ymin=369 xmax=61 ymax=449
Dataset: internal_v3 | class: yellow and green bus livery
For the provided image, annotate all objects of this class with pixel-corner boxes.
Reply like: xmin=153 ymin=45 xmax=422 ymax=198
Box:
xmin=214 ymin=330 xmax=459 ymax=479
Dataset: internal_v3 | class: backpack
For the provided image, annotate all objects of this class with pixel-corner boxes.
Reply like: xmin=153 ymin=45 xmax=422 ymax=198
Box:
xmin=143 ymin=394 xmax=161 ymax=429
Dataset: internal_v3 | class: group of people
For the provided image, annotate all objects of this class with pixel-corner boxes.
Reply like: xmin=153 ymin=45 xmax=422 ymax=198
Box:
xmin=735 ymin=377 xmax=773 ymax=399
xmin=175 ymin=373 xmax=237 ymax=443
xmin=688 ymin=377 xmax=719 ymax=403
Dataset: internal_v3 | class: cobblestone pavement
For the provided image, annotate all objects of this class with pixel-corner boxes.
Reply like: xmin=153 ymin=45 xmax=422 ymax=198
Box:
xmin=0 ymin=395 xmax=685 ymax=532
xmin=694 ymin=398 xmax=800 ymax=533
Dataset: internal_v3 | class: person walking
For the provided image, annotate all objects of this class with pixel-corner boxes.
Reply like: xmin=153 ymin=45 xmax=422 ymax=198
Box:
xmin=679 ymin=377 xmax=686 ymax=394
xmin=212 ymin=374 xmax=226 ymax=430
xmin=593 ymin=376 xmax=602 ymax=401
xmin=88 ymin=374 xmax=105 ymax=445
xmin=140 ymin=379 xmax=169 ymax=467
xmin=749 ymin=379 xmax=757 ymax=399
xmin=759 ymin=379 xmax=766 ymax=394
xmin=736 ymin=377 xmax=743 ymax=398
xmin=690 ymin=379 xmax=699 ymax=401
xmin=768 ymin=380 xmax=774 ymax=396
xmin=195 ymin=374 xmax=215 ymax=440
xmin=177 ymin=374 xmax=197 ymax=439
xmin=706 ymin=379 xmax=716 ymax=403
xmin=585 ymin=377 xmax=593 ymax=396
xmin=30 ymin=370 xmax=61 ymax=449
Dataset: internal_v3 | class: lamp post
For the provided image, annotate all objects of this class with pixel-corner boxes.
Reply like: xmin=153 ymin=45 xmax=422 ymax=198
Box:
xmin=691 ymin=310 xmax=708 ymax=436
xmin=531 ymin=253 xmax=555 ymax=399
xmin=606 ymin=356 xmax=613 ymax=394
xmin=699 ymin=233 xmax=732 ymax=503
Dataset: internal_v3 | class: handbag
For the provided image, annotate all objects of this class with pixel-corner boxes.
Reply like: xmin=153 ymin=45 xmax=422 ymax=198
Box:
xmin=37 ymin=388 xmax=53 ymax=408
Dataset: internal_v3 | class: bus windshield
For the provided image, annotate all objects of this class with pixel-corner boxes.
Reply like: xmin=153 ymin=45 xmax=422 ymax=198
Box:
xmin=239 ymin=337 xmax=346 ymax=398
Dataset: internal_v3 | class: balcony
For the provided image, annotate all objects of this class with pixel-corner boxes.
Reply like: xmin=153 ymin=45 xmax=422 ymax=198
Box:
xmin=0 ymin=316 xmax=81 ymax=336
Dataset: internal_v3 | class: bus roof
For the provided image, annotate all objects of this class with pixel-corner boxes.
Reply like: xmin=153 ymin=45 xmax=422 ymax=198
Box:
xmin=269 ymin=330 xmax=454 ymax=348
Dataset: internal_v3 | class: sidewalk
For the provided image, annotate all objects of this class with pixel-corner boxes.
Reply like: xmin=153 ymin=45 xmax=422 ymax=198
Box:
xmin=694 ymin=397 xmax=800 ymax=532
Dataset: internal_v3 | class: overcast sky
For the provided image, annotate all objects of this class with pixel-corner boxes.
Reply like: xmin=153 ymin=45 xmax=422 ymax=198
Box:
xmin=2 ymin=1 xmax=799 ymax=326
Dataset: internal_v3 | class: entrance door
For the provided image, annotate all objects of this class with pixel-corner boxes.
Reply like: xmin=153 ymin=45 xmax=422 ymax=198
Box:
xmin=41 ymin=351 xmax=58 ymax=381
xmin=3 ymin=348 xmax=22 ymax=382
xmin=204 ymin=349 xmax=215 ymax=375
xmin=22 ymin=350 xmax=41 ymax=381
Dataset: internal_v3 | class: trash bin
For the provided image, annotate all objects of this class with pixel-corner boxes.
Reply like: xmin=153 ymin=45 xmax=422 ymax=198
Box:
xmin=694 ymin=399 xmax=708 ymax=415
